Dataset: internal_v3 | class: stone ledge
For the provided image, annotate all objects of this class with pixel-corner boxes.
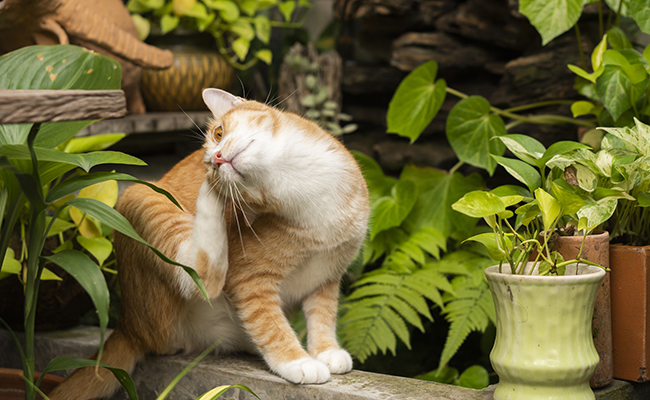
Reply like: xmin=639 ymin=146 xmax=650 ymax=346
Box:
xmin=78 ymin=111 xmax=213 ymax=137
xmin=0 ymin=326 xmax=640 ymax=399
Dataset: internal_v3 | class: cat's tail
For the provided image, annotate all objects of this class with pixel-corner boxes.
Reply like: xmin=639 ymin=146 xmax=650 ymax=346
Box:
xmin=48 ymin=328 xmax=144 ymax=400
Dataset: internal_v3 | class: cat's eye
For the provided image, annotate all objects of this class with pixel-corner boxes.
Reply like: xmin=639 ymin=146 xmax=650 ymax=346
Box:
xmin=212 ymin=125 xmax=223 ymax=142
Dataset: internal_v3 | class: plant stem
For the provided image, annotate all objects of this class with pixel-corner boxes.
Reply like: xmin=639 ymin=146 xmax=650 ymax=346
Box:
xmin=575 ymin=24 xmax=587 ymax=70
xmin=503 ymin=100 xmax=575 ymax=114
xmin=598 ymin=0 xmax=604 ymax=38
xmin=448 ymin=160 xmax=464 ymax=175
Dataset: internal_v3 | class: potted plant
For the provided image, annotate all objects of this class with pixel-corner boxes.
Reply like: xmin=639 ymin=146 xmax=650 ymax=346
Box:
xmin=543 ymin=117 xmax=650 ymax=382
xmin=451 ymin=177 xmax=607 ymax=399
xmin=126 ymin=0 xmax=310 ymax=111
xmin=0 ymin=44 xmax=207 ymax=399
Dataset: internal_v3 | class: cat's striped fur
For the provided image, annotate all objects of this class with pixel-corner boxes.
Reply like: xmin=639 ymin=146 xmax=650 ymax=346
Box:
xmin=49 ymin=89 xmax=369 ymax=399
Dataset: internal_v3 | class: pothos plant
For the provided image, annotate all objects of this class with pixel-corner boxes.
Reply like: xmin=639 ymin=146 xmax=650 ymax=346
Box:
xmin=0 ymin=45 xmax=207 ymax=400
xmin=128 ymin=0 xmax=310 ymax=69
xmin=341 ymin=0 xmax=650 ymax=382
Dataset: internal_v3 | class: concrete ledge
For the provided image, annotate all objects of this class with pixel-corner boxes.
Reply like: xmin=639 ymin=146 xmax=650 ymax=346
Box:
xmin=78 ymin=111 xmax=212 ymax=137
xmin=0 ymin=326 xmax=641 ymax=399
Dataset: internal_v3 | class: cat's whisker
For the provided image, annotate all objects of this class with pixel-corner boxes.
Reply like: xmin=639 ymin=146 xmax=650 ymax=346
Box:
xmin=230 ymin=183 xmax=246 ymax=257
xmin=264 ymin=84 xmax=273 ymax=106
xmin=274 ymin=88 xmax=299 ymax=108
xmin=232 ymin=184 xmax=262 ymax=244
xmin=237 ymin=75 xmax=247 ymax=99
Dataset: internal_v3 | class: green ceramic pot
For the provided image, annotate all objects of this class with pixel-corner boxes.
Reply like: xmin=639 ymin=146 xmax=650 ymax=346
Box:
xmin=485 ymin=263 xmax=605 ymax=400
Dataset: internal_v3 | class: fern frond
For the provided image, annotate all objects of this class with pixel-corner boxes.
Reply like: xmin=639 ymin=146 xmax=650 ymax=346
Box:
xmin=339 ymin=267 xmax=453 ymax=362
xmin=437 ymin=258 xmax=496 ymax=370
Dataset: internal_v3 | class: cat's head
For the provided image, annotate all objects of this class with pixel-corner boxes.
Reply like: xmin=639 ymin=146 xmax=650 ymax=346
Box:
xmin=201 ymin=88 xmax=338 ymax=212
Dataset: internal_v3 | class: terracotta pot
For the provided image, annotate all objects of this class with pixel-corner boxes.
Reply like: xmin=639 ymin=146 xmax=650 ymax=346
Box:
xmin=485 ymin=262 xmax=605 ymax=399
xmin=141 ymin=32 xmax=235 ymax=112
xmin=0 ymin=368 xmax=63 ymax=399
xmin=551 ymin=231 xmax=613 ymax=388
xmin=609 ymin=244 xmax=650 ymax=382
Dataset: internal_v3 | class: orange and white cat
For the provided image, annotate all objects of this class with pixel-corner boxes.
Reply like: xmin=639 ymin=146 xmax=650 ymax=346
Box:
xmin=49 ymin=88 xmax=369 ymax=399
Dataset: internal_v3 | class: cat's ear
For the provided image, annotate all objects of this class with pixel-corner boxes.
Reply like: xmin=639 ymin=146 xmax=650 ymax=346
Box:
xmin=202 ymin=88 xmax=245 ymax=117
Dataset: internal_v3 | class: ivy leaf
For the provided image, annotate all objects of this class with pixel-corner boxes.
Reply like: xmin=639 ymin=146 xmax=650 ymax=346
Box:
xmin=492 ymin=156 xmax=542 ymax=192
xmin=254 ymin=16 xmax=271 ymax=44
xmin=451 ymin=190 xmax=506 ymax=219
xmin=204 ymin=0 xmax=240 ymax=22
xmin=231 ymin=37 xmax=250 ymax=60
xmin=240 ymin=0 xmax=259 ymax=16
xmin=278 ymin=1 xmax=296 ymax=21
xmin=497 ymin=134 xmax=546 ymax=167
xmin=446 ymin=96 xmax=506 ymax=175
xmin=370 ymin=180 xmax=417 ymax=240
xmin=535 ymin=188 xmax=561 ymax=231
xmin=596 ymin=65 xmax=632 ymax=122
xmin=519 ymin=0 xmax=583 ymax=45
xmin=387 ymin=61 xmax=446 ymax=143
xmin=160 ymin=14 xmax=180 ymax=33
xmin=353 ymin=151 xmax=396 ymax=201
xmin=255 ymin=49 xmax=272 ymax=65
xmin=629 ymin=0 xmax=650 ymax=34
xmin=607 ymin=27 xmax=632 ymax=50
xmin=77 ymin=236 xmax=113 ymax=266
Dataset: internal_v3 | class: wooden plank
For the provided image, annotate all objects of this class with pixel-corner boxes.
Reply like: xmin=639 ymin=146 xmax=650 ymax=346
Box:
xmin=0 ymin=89 xmax=126 ymax=124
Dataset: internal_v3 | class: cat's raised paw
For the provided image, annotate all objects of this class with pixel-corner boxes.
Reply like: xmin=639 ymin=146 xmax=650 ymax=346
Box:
xmin=315 ymin=349 xmax=353 ymax=374
xmin=276 ymin=357 xmax=330 ymax=384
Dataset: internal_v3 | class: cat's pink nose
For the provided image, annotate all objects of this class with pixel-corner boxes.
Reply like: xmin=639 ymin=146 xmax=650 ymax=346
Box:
xmin=212 ymin=151 xmax=227 ymax=166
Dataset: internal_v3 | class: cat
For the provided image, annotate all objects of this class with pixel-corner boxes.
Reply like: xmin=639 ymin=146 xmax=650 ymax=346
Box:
xmin=48 ymin=88 xmax=370 ymax=399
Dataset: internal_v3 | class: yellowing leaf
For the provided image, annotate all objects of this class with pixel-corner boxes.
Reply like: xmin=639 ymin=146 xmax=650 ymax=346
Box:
xmin=1 ymin=248 xmax=22 ymax=278
xmin=41 ymin=267 xmax=62 ymax=281
xmin=77 ymin=236 xmax=113 ymax=266
xmin=79 ymin=180 xmax=118 ymax=207
xmin=173 ymin=0 xmax=196 ymax=15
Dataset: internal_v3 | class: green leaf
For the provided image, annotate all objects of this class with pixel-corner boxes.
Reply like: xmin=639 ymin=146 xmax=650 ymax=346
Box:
xmin=1 ymin=248 xmax=22 ymax=278
xmin=46 ymin=171 xmax=182 ymax=209
xmin=630 ymin=0 xmax=650 ymax=35
xmin=77 ymin=236 xmax=113 ymax=266
xmin=550 ymin=180 xmax=585 ymax=215
xmin=446 ymin=96 xmax=506 ymax=175
xmin=278 ymin=1 xmax=296 ymax=21
xmin=240 ymin=0 xmax=259 ymax=16
xmin=43 ymin=250 xmax=110 ymax=360
xmin=492 ymin=156 xmax=542 ymax=192
xmin=204 ymin=0 xmax=240 ymax=22
xmin=571 ymin=100 xmax=596 ymax=118
xmin=535 ymin=188 xmax=561 ymax=231
xmin=464 ymin=232 xmax=509 ymax=261
xmin=253 ymin=16 xmax=271 ymax=44
xmin=0 ymin=45 xmax=122 ymax=149
xmin=592 ymin=33 xmax=609 ymax=70
xmin=63 ymin=198 xmax=209 ymax=300
xmin=255 ymin=49 xmax=272 ymax=65
xmin=387 ymin=61 xmax=446 ymax=143
xmin=639 ymin=192 xmax=650 ymax=207
xmin=567 ymin=64 xmax=603 ymax=83
xmin=519 ymin=0 xmax=583 ymax=45
xmin=195 ymin=384 xmax=261 ymax=400
xmin=62 ymin=133 xmax=126 ymax=154
xmin=607 ymin=27 xmax=632 ymax=50
xmin=497 ymin=134 xmax=546 ymax=167
xmin=451 ymin=190 xmax=505 ymax=219
xmin=0 ymin=145 xmax=145 ymax=173
xmin=370 ymin=180 xmax=417 ymax=240
xmin=456 ymin=365 xmax=490 ymax=389
xmin=131 ymin=14 xmax=151 ymax=41
xmin=353 ymin=151 xmax=396 ymax=201
xmin=577 ymin=199 xmax=617 ymax=228
xmin=231 ymin=37 xmax=250 ymax=60
xmin=160 ymin=14 xmax=181 ymax=33
xmin=596 ymin=65 xmax=632 ymax=121
xmin=39 ymin=356 xmax=138 ymax=400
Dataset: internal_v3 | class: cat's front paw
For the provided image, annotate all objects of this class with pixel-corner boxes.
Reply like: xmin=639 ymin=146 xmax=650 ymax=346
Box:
xmin=315 ymin=349 xmax=353 ymax=374
xmin=275 ymin=357 xmax=330 ymax=384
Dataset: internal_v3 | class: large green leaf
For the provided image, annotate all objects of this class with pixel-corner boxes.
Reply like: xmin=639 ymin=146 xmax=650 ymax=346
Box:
xmin=0 ymin=45 xmax=122 ymax=148
xmin=370 ymin=180 xmax=417 ymax=240
xmin=0 ymin=145 xmax=145 ymax=173
xmin=446 ymin=96 xmax=506 ymax=175
xmin=46 ymin=171 xmax=181 ymax=209
xmin=42 ymin=250 xmax=110 ymax=359
xmin=62 ymin=198 xmax=209 ymax=300
xmin=519 ymin=0 xmax=583 ymax=45
xmin=629 ymin=0 xmax=650 ymax=34
xmin=596 ymin=65 xmax=632 ymax=122
xmin=387 ymin=61 xmax=446 ymax=143
xmin=497 ymin=134 xmax=546 ymax=167
xmin=352 ymin=151 xmax=396 ymax=201
xmin=400 ymin=165 xmax=483 ymax=239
